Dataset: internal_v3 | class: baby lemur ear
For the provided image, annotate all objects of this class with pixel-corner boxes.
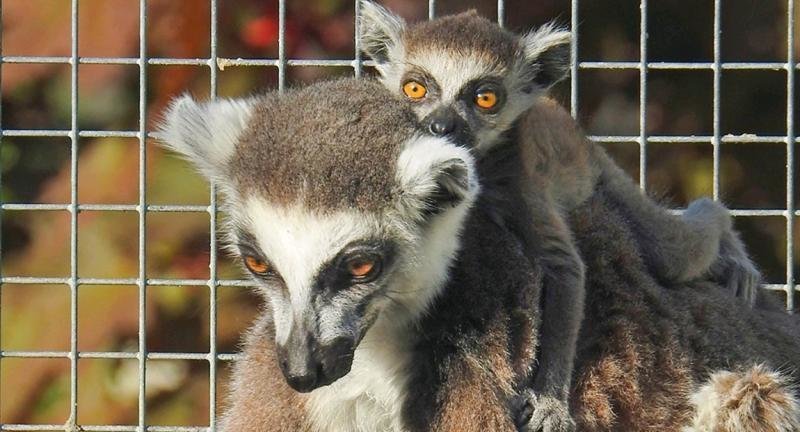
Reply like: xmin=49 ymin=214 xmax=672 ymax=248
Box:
xmin=155 ymin=94 xmax=257 ymax=181
xmin=395 ymin=136 xmax=478 ymax=220
xmin=520 ymin=22 xmax=572 ymax=89
xmin=359 ymin=1 xmax=406 ymax=67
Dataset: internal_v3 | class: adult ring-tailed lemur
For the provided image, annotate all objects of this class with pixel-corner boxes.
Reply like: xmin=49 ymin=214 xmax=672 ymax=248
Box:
xmin=156 ymin=77 xmax=800 ymax=432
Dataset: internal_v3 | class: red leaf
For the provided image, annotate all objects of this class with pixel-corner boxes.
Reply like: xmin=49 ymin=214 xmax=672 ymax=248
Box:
xmin=242 ymin=15 xmax=279 ymax=49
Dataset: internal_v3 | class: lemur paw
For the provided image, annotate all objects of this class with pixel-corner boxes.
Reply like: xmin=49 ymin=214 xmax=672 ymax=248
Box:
xmin=711 ymin=230 xmax=761 ymax=307
xmin=512 ymin=392 xmax=575 ymax=432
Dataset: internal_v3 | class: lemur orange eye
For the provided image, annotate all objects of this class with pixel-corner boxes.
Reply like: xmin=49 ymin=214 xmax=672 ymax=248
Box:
xmin=475 ymin=90 xmax=498 ymax=109
xmin=402 ymin=81 xmax=427 ymax=100
xmin=347 ymin=257 xmax=377 ymax=280
xmin=244 ymin=255 xmax=271 ymax=275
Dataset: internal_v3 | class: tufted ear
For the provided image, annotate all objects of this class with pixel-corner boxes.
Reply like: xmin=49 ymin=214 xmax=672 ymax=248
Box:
xmin=395 ymin=135 xmax=478 ymax=220
xmin=520 ymin=22 xmax=572 ymax=89
xmin=359 ymin=1 xmax=406 ymax=69
xmin=155 ymin=94 xmax=257 ymax=181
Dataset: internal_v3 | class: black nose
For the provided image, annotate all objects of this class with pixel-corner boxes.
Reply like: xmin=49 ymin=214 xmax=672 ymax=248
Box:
xmin=277 ymin=334 xmax=356 ymax=393
xmin=429 ymin=118 xmax=455 ymax=136
xmin=285 ymin=370 xmax=319 ymax=392
xmin=318 ymin=336 xmax=355 ymax=382
xmin=278 ymin=350 xmax=319 ymax=393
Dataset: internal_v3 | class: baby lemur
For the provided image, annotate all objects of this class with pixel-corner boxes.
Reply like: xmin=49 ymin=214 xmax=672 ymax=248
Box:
xmin=359 ymin=3 xmax=761 ymax=430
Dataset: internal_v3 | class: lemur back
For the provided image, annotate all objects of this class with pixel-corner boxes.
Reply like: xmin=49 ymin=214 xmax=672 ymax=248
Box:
xmin=359 ymin=3 xmax=762 ymax=430
xmin=518 ymin=97 xmax=759 ymax=295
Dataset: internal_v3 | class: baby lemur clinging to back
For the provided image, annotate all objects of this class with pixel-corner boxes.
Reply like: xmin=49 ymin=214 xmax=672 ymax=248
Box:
xmin=359 ymin=3 xmax=761 ymax=430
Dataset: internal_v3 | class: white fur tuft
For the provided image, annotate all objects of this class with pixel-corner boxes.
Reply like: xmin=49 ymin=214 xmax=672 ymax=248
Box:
xmin=358 ymin=0 xmax=406 ymax=73
xmin=154 ymin=94 xmax=257 ymax=181
xmin=395 ymin=135 xmax=479 ymax=220
xmin=520 ymin=21 xmax=571 ymax=60
xmin=684 ymin=364 xmax=800 ymax=432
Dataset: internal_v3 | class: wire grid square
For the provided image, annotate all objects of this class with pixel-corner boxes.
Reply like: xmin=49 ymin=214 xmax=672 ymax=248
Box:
xmin=0 ymin=0 xmax=796 ymax=430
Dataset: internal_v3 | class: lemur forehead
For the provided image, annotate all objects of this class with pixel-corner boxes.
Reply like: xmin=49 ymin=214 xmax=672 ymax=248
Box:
xmin=403 ymin=11 xmax=519 ymax=70
xmin=229 ymin=78 xmax=419 ymax=213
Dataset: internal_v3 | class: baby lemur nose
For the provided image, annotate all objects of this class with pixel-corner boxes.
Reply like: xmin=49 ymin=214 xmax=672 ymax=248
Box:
xmin=424 ymin=107 xmax=460 ymax=137
xmin=429 ymin=117 xmax=455 ymax=135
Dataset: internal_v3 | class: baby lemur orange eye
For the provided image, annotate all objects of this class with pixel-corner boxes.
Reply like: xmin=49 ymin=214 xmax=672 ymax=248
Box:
xmin=347 ymin=257 xmax=377 ymax=280
xmin=244 ymin=255 xmax=271 ymax=275
xmin=402 ymin=81 xmax=427 ymax=100
xmin=475 ymin=90 xmax=498 ymax=109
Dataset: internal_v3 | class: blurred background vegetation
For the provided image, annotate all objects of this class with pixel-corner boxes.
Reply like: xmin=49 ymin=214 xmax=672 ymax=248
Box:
xmin=1 ymin=0 xmax=797 ymax=426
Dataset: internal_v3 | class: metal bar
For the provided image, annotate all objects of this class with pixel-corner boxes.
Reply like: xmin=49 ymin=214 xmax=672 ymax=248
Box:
xmin=354 ymin=0 xmax=362 ymax=77
xmin=639 ymin=0 xmax=648 ymax=189
xmin=2 ymin=129 xmax=136 ymax=137
xmin=497 ymin=0 xmax=504 ymax=27
xmin=0 ymin=203 xmax=211 ymax=213
xmin=429 ymin=0 xmax=435 ymax=20
xmin=0 ymin=204 xmax=209 ymax=212
xmin=278 ymin=0 xmax=286 ymax=90
xmin=587 ymin=135 xmax=795 ymax=144
xmin=786 ymin=0 xmax=796 ymax=312
xmin=5 ymin=55 xmax=798 ymax=71
xmin=712 ymin=0 xmax=721 ymax=200
xmin=1 ymin=425 xmax=214 ymax=432
xmin=0 ymin=0 xmax=3 ymax=419
xmin=6 ymin=132 xmax=796 ymax=145
xmin=570 ymin=0 xmax=579 ymax=118
xmin=0 ymin=351 xmax=242 ymax=361
xmin=0 ymin=276 xmax=255 ymax=287
xmin=1 ymin=56 xmax=377 ymax=68
xmin=68 ymin=0 xmax=80 ymax=427
xmin=208 ymin=0 xmax=220 ymax=428
xmin=137 ymin=0 xmax=148 ymax=430
xmin=579 ymin=61 xmax=792 ymax=70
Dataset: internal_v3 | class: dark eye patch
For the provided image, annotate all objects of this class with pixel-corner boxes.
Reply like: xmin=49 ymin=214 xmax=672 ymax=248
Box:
xmin=400 ymin=67 xmax=441 ymax=100
xmin=236 ymin=230 xmax=284 ymax=284
xmin=458 ymin=77 xmax=506 ymax=113
xmin=312 ymin=240 xmax=397 ymax=297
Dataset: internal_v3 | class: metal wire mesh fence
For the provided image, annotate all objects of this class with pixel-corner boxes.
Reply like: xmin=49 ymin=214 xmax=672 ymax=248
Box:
xmin=0 ymin=0 xmax=796 ymax=430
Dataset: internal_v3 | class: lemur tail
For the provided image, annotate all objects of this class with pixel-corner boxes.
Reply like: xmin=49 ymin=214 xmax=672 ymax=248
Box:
xmin=684 ymin=364 xmax=800 ymax=432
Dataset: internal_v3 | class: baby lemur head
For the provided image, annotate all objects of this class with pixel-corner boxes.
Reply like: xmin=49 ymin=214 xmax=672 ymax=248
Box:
xmin=360 ymin=1 xmax=571 ymax=151
xmin=156 ymin=78 xmax=479 ymax=393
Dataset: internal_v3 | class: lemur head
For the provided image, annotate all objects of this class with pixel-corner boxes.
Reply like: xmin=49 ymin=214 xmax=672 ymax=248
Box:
xmin=156 ymin=78 xmax=479 ymax=393
xmin=359 ymin=1 xmax=571 ymax=152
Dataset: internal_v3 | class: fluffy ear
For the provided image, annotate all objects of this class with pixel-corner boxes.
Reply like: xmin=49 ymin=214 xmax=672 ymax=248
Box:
xmin=396 ymin=136 xmax=478 ymax=220
xmin=155 ymin=94 xmax=257 ymax=181
xmin=358 ymin=1 xmax=406 ymax=65
xmin=520 ymin=22 xmax=572 ymax=89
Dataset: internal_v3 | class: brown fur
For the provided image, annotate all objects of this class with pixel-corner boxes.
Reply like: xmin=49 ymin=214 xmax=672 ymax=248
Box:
xmin=516 ymin=97 xmax=599 ymax=209
xmin=566 ymin=191 xmax=800 ymax=432
xmin=230 ymin=79 xmax=418 ymax=212
xmin=433 ymin=319 xmax=519 ymax=431
xmin=686 ymin=365 xmax=800 ymax=432
xmin=218 ymin=315 xmax=312 ymax=431
xmin=403 ymin=11 xmax=518 ymax=70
